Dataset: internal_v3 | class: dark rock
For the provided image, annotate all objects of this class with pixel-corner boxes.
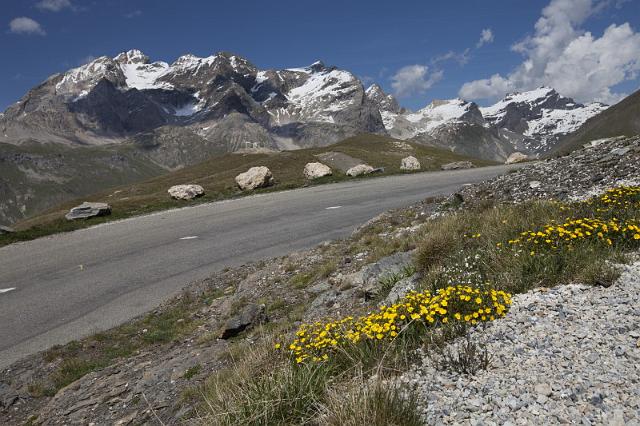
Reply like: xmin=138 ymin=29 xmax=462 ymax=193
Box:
xmin=0 ymin=226 xmax=15 ymax=235
xmin=219 ymin=303 xmax=267 ymax=339
xmin=65 ymin=202 xmax=112 ymax=220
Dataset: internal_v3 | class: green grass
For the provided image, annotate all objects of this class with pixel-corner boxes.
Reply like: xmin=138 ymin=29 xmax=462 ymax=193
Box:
xmin=29 ymin=293 xmax=207 ymax=396
xmin=1 ymin=134 xmax=494 ymax=247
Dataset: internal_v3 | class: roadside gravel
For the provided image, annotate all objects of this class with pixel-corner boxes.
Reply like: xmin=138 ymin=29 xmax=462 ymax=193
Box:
xmin=402 ymin=258 xmax=640 ymax=425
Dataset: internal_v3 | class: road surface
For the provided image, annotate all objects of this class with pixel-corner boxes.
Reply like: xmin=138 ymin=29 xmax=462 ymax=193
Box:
xmin=0 ymin=165 xmax=518 ymax=368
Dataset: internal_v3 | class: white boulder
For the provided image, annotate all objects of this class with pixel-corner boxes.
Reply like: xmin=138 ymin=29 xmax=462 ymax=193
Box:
xmin=303 ymin=162 xmax=332 ymax=179
xmin=505 ymin=152 xmax=529 ymax=164
xmin=235 ymin=166 xmax=274 ymax=190
xmin=400 ymin=156 xmax=421 ymax=171
xmin=346 ymin=164 xmax=375 ymax=177
xmin=168 ymin=184 xmax=205 ymax=200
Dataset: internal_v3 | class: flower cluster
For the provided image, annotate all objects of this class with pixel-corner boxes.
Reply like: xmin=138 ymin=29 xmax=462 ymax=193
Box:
xmin=507 ymin=218 xmax=640 ymax=249
xmin=589 ymin=186 xmax=640 ymax=212
xmin=278 ymin=285 xmax=511 ymax=363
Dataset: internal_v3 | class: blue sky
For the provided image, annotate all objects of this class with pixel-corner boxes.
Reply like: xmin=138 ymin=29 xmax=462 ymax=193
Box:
xmin=2 ymin=0 xmax=639 ymax=111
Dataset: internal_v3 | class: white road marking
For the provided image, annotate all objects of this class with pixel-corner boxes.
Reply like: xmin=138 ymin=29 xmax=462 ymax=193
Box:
xmin=0 ymin=288 xmax=16 ymax=294
xmin=325 ymin=206 xmax=342 ymax=210
xmin=179 ymin=236 xmax=199 ymax=240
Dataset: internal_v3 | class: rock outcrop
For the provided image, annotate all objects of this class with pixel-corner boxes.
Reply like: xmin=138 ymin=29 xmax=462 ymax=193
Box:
xmin=235 ymin=166 xmax=274 ymax=190
xmin=65 ymin=202 xmax=111 ymax=220
xmin=303 ymin=162 xmax=332 ymax=180
xmin=167 ymin=184 xmax=205 ymax=200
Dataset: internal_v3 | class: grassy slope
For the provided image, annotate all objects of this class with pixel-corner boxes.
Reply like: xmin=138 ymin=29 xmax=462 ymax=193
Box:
xmin=1 ymin=134 xmax=494 ymax=246
xmin=552 ymin=89 xmax=640 ymax=155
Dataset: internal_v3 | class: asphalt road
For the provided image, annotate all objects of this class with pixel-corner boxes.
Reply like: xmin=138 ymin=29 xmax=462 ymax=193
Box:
xmin=0 ymin=165 xmax=519 ymax=368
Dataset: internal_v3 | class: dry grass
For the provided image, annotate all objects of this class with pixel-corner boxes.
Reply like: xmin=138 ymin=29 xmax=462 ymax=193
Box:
xmin=1 ymin=134 xmax=493 ymax=246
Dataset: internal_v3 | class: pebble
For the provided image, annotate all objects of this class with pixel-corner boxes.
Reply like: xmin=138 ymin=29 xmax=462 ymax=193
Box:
xmin=401 ymin=260 xmax=640 ymax=424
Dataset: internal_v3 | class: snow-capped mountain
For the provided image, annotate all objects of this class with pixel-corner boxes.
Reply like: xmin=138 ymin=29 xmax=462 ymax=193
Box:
xmin=0 ymin=50 xmax=384 ymax=154
xmin=480 ymin=87 xmax=608 ymax=152
xmin=372 ymin=85 xmax=608 ymax=159
xmin=0 ymin=49 xmax=608 ymax=163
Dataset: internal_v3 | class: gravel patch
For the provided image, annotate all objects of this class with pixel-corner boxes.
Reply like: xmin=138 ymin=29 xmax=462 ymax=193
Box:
xmin=402 ymin=260 xmax=640 ymax=425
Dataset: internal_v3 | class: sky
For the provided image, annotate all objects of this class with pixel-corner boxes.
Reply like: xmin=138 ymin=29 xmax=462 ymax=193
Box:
xmin=1 ymin=0 xmax=639 ymax=111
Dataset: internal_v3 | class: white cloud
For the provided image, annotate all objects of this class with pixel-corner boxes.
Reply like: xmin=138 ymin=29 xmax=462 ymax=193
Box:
xmin=460 ymin=74 xmax=514 ymax=100
xmin=391 ymin=65 xmax=443 ymax=98
xmin=432 ymin=49 xmax=470 ymax=66
xmin=9 ymin=17 xmax=46 ymax=35
xmin=459 ymin=0 xmax=640 ymax=104
xmin=36 ymin=0 xmax=72 ymax=12
xmin=476 ymin=28 xmax=494 ymax=48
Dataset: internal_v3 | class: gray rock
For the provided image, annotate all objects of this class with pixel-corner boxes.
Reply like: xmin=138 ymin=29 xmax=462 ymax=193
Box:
xmin=0 ymin=226 xmax=15 ymax=235
xmin=400 ymin=156 xmax=421 ymax=171
xmin=219 ymin=303 xmax=267 ymax=339
xmin=235 ymin=166 xmax=274 ymax=191
xmin=167 ymin=184 xmax=204 ymax=200
xmin=346 ymin=164 xmax=375 ymax=177
xmin=441 ymin=161 xmax=475 ymax=171
xmin=383 ymin=274 xmax=421 ymax=305
xmin=65 ymin=202 xmax=111 ymax=220
xmin=303 ymin=162 xmax=332 ymax=180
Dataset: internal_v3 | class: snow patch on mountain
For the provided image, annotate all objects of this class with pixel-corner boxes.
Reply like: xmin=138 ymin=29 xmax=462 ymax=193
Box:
xmin=120 ymin=62 xmax=172 ymax=90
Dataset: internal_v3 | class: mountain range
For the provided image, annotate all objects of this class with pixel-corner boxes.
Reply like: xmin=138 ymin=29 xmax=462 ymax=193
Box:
xmin=0 ymin=49 xmax=625 ymax=225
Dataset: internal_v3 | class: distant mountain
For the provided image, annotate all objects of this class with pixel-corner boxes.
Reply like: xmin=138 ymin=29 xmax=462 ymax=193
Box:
xmin=373 ymin=86 xmax=607 ymax=160
xmin=0 ymin=49 xmax=613 ymax=225
xmin=552 ymin=89 xmax=640 ymax=156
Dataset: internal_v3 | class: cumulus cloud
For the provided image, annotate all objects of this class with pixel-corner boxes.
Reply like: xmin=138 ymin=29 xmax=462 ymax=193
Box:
xmin=476 ymin=28 xmax=494 ymax=48
xmin=391 ymin=65 xmax=444 ymax=98
xmin=9 ymin=17 xmax=46 ymax=35
xmin=459 ymin=0 xmax=640 ymax=104
xmin=36 ymin=0 xmax=72 ymax=12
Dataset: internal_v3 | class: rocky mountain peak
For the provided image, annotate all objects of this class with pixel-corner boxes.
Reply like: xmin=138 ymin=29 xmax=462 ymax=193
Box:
xmin=114 ymin=49 xmax=150 ymax=65
xmin=365 ymin=84 xmax=400 ymax=114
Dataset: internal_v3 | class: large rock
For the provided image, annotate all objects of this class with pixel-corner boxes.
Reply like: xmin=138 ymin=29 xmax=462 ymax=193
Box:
xmin=168 ymin=184 xmax=204 ymax=200
xmin=303 ymin=162 xmax=332 ymax=179
xmin=235 ymin=166 xmax=274 ymax=190
xmin=346 ymin=164 xmax=375 ymax=177
xmin=400 ymin=156 xmax=421 ymax=171
xmin=441 ymin=161 xmax=475 ymax=171
xmin=0 ymin=226 xmax=15 ymax=235
xmin=219 ymin=303 xmax=267 ymax=339
xmin=65 ymin=202 xmax=111 ymax=220
xmin=505 ymin=152 xmax=529 ymax=164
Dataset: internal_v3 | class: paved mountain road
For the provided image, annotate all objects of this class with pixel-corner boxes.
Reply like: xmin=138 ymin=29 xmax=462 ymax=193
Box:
xmin=0 ymin=165 xmax=518 ymax=368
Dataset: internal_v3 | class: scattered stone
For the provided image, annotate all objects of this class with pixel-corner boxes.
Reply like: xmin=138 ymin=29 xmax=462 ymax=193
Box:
xmin=529 ymin=180 xmax=541 ymax=189
xmin=346 ymin=164 xmax=375 ymax=177
xmin=235 ymin=166 xmax=274 ymax=191
xmin=402 ymin=259 xmax=640 ymax=424
xmin=219 ymin=303 xmax=267 ymax=339
xmin=167 ymin=184 xmax=205 ymax=200
xmin=303 ymin=162 xmax=332 ymax=180
xmin=65 ymin=202 xmax=111 ymax=221
xmin=505 ymin=152 xmax=529 ymax=164
xmin=400 ymin=156 xmax=421 ymax=171
xmin=441 ymin=161 xmax=475 ymax=171
xmin=459 ymin=136 xmax=640 ymax=206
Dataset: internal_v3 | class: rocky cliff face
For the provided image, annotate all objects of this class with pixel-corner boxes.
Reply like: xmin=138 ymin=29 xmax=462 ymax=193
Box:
xmin=0 ymin=51 xmax=385 ymax=153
